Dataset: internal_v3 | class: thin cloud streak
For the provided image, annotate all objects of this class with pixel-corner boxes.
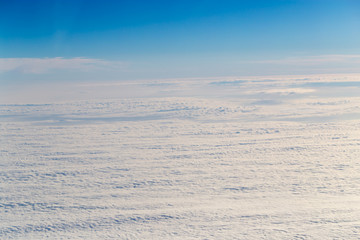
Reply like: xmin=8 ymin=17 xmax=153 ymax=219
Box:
xmin=0 ymin=57 xmax=126 ymax=74
xmin=246 ymin=54 xmax=360 ymax=66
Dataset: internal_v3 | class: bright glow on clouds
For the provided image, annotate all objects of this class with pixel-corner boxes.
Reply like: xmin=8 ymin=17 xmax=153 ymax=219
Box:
xmin=0 ymin=57 xmax=126 ymax=74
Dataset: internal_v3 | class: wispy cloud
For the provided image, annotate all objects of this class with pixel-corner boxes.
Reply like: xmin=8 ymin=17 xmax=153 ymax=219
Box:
xmin=247 ymin=54 xmax=360 ymax=66
xmin=0 ymin=57 xmax=126 ymax=74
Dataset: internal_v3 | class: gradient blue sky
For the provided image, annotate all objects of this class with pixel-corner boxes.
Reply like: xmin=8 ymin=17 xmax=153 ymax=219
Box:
xmin=1 ymin=0 xmax=360 ymax=82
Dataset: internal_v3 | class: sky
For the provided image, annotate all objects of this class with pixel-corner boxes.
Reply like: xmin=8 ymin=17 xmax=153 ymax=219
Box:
xmin=3 ymin=2 xmax=360 ymax=238
xmin=1 ymin=0 xmax=360 ymax=84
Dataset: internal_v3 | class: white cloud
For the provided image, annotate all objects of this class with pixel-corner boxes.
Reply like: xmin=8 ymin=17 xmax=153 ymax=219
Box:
xmin=246 ymin=54 xmax=360 ymax=66
xmin=261 ymin=88 xmax=316 ymax=95
xmin=0 ymin=57 xmax=126 ymax=74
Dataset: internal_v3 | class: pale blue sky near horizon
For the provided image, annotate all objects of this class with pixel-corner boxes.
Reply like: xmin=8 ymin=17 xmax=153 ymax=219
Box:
xmin=1 ymin=0 xmax=360 ymax=83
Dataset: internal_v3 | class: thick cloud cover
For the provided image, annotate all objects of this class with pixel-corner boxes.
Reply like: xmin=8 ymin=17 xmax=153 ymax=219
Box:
xmin=1 ymin=74 xmax=360 ymax=239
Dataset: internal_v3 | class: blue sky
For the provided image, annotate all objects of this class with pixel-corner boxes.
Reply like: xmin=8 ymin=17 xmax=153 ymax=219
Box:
xmin=1 ymin=0 xmax=360 ymax=82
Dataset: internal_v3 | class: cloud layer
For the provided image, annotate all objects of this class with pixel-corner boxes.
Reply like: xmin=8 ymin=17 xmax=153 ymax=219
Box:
xmin=0 ymin=54 xmax=359 ymax=83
